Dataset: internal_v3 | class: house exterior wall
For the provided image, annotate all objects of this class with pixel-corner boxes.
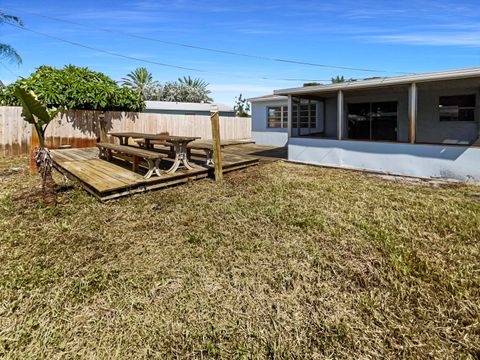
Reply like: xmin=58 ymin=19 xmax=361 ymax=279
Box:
xmin=324 ymin=96 xmax=339 ymax=138
xmin=288 ymin=137 xmax=480 ymax=182
xmin=416 ymin=78 xmax=480 ymax=144
xmin=252 ymin=77 xmax=480 ymax=182
xmin=342 ymin=86 xmax=410 ymax=142
xmin=251 ymin=99 xmax=289 ymax=146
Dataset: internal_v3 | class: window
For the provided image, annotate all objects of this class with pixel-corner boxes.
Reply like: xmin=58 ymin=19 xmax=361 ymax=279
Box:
xmin=268 ymin=103 xmax=317 ymax=129
xmin=439 ymin=95 xmax=475 ymax=121
xmin=293 ymin=103 xmax=317 ymax=129
xmin=348 ymin=101 xmax=398 ymax=141
xmin=267 ymin=106 xmax=287 ymax=128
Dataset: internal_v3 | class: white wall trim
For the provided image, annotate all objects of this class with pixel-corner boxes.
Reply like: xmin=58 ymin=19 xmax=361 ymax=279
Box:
xmin=288 ymin=137 xmax=480 ymax=183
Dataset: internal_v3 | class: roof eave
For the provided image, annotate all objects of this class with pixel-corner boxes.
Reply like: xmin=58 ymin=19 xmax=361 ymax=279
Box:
xmin=274 ymin=67 xmax=480 ymax=96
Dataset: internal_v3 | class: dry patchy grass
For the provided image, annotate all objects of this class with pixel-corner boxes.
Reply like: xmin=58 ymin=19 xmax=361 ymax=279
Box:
xmin=0 ymin=155 xmax=479 ymax=359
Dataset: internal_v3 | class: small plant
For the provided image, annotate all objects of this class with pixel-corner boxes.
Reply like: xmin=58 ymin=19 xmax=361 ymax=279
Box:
xmin=13 ymin=86 xmax=60 ymax=205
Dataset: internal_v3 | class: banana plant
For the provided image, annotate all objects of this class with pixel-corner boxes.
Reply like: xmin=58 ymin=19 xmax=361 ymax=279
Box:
xmin=13 ymin=86 xmax=61 ymax=205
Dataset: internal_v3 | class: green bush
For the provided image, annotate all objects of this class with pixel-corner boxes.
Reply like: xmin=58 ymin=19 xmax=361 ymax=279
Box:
xmin=0 ymin=65 xmax=145 ymax=112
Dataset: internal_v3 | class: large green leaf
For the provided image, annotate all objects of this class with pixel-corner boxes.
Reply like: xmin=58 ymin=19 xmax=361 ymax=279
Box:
xmin=13 ymin=86 xmax=56 ymax=128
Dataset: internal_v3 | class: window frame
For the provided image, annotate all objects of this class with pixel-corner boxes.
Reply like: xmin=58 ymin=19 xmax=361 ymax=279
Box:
xmin=267 ymin=102 xmax=318 ymax=130
xmin=292 ymin=102 xmax=318 ymax=130
xmin=438 ymin=94 xmax=476 ymax=122
xmin=347 ymin=101 xmax=399 ymax=142
xmin=267 ymin=105 xmax=288 ymax=129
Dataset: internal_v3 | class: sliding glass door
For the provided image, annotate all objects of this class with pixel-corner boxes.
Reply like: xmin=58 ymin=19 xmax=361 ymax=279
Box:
xmin=348 ymin=101 xmax=398 ymax=141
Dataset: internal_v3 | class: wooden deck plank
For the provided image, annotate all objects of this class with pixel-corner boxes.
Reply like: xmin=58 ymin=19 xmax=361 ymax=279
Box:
xmin=75 ymin=161 xmax=143 ymax=189
xmin=51 ymin=144 xmax=283 ymax=200
xmin=61 ymin=162 xmax=131 ymax=192
xmin=61 ymin=159 xmax=145 ymax=190
xmin=85 ymin=159 xmax=146 ymax=184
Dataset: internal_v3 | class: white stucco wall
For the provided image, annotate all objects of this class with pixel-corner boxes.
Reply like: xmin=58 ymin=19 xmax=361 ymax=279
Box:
xmin=251 ymin=98 xmax=288 ymax=147
xmin=288 ymin=137 xmax=480 ymax=182
xmin=251 ymin=131 xmax=288 ymax=147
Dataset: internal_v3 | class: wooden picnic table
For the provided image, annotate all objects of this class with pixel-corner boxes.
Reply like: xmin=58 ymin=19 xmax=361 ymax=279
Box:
xmin=108 ymin=132 xmax=200 ymax=174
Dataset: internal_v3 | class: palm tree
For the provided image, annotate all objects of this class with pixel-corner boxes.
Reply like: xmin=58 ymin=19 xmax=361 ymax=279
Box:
xmin=331 ymin=75 xmax=346 ymax=84
xmin=121 ymin=67 xmax=159 ymax=99
xmin=178 ymin=76 xmax=212 ymax=102
xmin=178 ymin=76 xmax=208 ymax=88
xmin=331 ymin=75 xmax=356 ymax=84
xmin=0 ymin=12 xmax=23 ymax=64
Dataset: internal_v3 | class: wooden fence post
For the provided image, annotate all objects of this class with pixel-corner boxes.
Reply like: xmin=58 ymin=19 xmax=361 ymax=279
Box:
xmin=210 ymin=106 xmax=223 ymax=181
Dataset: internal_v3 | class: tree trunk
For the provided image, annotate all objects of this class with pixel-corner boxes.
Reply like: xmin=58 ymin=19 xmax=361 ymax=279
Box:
xmin=99 ymin=113 xmax=107 ymax=142
xmin=42 ymin=165 xmax=57 ymax=206
xmin=34 ymin=132 xmax=57 ymax=206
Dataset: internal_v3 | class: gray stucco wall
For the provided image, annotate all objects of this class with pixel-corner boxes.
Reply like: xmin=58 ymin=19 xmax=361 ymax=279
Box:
xmin=323 ymin=96 xmax=338 ymax=138
xmin=417 ymin=79 xmax=480 ymax=144
xmin=340 ymin=79 xmax=480 ymax=144
xmin=342 ymin=86 xmax=410 ymax=142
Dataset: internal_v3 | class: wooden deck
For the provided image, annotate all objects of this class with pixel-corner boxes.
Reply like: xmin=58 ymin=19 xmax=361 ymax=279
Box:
xmin=51 ymin=144 xmax=286 ymax=200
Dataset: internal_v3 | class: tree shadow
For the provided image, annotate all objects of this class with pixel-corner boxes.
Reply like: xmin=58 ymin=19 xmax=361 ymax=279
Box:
xmin=62 ymin=110 xmax=141 ymax=143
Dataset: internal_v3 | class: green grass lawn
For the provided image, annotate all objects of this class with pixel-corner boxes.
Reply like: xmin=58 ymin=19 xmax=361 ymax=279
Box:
xmin=1 ymin=155 xmax=479 ymax=359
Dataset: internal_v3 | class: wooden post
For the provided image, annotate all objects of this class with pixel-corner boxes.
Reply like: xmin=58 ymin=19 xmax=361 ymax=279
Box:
xmin=210 ymin=106 xmax=223 ymax=181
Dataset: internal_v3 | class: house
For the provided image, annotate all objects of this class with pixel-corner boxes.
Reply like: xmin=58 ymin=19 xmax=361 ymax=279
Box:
xmin=250 ymin=67 xmax=480 ymax=182
xmin=144 ymin=101 xmax=235 ymax=117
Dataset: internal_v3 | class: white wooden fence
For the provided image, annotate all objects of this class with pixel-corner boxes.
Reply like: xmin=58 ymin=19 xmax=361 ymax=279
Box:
xmin=0 ymin=107 xmax=252 ymax=156
xmin=0 ymin=107 xmax=32 ymax=156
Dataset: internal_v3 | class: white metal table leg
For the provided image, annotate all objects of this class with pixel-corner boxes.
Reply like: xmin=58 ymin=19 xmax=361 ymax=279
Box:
xmin=144 ymin=159 xmax=163 ymax=179
xmin=166 ymin=140 xmax=195 ymax=173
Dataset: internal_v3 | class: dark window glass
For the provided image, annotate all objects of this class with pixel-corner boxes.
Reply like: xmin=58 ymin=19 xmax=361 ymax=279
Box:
xmin=292 ymin=103 xmax=317 ymax=129
xmin=371 ymin=102 xmax=398 ymax=141
xmin=439 ymin=95 xmax=475 ymax=121
xmin=267 ymin=107 xmax=283 ymax=128
xmin=347 ymin=103 xmax=371 ymax=140
xmin=348 ymin=102 xmax=397 ymax=141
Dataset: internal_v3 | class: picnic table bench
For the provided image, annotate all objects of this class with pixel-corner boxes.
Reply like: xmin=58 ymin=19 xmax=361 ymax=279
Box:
xmin=187 ymin=142 xmax=214 ymax=166
xmin=136 ymin=139 xmax=217 ymax=167
xmin=96 ymin=143 xmax=166 ymax=179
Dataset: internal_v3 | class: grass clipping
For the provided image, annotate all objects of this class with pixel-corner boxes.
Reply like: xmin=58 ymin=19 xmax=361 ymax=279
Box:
xmin=0 ymin=156 xmax=479 ymax=358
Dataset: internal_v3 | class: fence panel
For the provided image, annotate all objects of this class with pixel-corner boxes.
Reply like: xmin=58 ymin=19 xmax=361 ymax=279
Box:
xmin=0 ymin=107 xmax=252 ymax=156
xmin=0 ymin=106 xmax=31 ymax=156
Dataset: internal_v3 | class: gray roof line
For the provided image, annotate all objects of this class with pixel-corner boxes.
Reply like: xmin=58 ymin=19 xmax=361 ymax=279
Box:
xmin=274 ymin=67 xmax=480 ymax=96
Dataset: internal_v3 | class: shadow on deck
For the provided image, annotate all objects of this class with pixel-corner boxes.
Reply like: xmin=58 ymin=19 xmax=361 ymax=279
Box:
xmin=51 ymin=144 xmax=286 ymax=201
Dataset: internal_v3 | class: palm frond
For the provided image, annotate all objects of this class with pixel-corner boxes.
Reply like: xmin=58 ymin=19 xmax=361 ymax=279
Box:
xmin=121 ymin=67 xmax=160 ymax=100
xmin=178 ymin=76 xmax=209 ymax=89
xmin=0 ymin=12 xmax=24 ymax=26
xmin=0 ymin=43 xmax=22 ymax=64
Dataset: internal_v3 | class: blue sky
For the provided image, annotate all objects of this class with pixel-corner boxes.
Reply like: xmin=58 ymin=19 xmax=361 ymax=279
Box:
xmin=2 ymin=0 xmax=480 ymax=106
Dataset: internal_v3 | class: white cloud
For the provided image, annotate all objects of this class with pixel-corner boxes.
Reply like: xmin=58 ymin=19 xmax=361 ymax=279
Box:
xmin=366 ymin=32 xmax=480 ymax=47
